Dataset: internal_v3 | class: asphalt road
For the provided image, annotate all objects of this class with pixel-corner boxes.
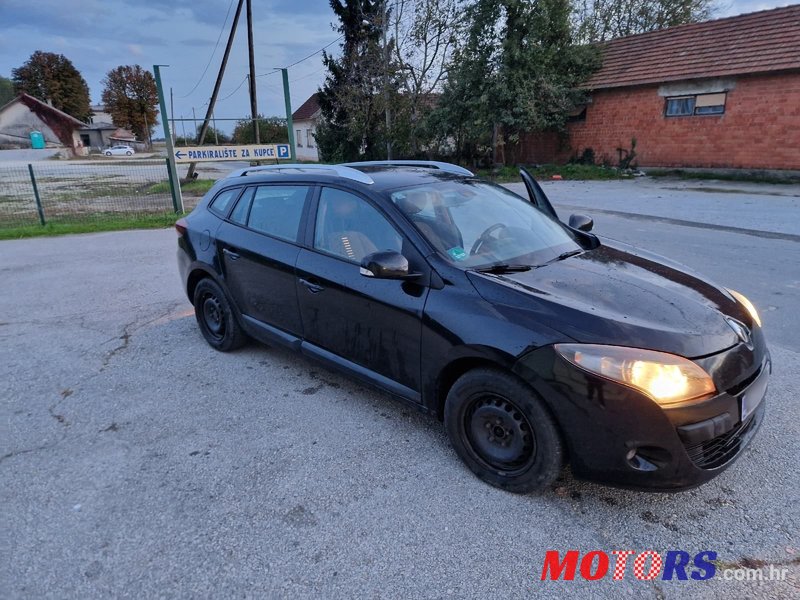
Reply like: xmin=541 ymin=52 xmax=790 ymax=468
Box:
xmin=2 ymin=179 xmax=799 ymax=599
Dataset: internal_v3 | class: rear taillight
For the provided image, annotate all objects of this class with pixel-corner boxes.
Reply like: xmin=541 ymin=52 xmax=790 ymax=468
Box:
xmin=175 ymin=218 xmax=188 ymax=236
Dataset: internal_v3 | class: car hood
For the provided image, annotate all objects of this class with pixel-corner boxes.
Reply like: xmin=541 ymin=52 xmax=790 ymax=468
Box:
xmin=467 ymin=240 xmax=746 ymax=358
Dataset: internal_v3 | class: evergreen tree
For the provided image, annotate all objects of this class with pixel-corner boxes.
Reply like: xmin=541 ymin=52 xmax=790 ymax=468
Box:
xmin=0 ymin=76 xmax=15 ymax=106
xmin=316 ymin=0 xmax=395 ymax=162
xmin=12 ymin=51 xmax=91 ymax=121
xmin=435 ymin=0 xmax=600 ymax=165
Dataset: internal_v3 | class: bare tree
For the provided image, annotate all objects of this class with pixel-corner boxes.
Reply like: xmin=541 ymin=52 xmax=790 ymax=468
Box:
xmin=390 ymin=0 xmax=463 ymax=153
xmin=574 ymin=0 xmax=717 ymax=43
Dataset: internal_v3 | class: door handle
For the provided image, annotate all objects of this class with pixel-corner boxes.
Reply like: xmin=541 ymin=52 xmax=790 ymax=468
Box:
xmin=223 ymin=248 xmax=240 ymax=260
xmin=299 ymin=278 xmax=325 ymax=294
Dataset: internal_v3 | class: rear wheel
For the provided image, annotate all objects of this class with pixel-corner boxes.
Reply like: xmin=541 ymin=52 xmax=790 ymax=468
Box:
xmin=193 ymin=278 xmax=247 ymax=351
xmin=444 ymin=368 xmax=563 ymax=493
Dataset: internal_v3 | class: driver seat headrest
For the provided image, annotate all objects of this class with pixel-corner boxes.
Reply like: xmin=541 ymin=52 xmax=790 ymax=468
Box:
xmin=396 ymin=189 xmax=434 ymax=215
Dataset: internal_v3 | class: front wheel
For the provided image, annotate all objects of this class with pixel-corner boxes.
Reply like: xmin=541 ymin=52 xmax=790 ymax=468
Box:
xmin=105 ymin=151 xmax=112 ymax=156
xmin=193 ymin=278 xmax=247 ymax=351
xmin=126 ymin=151 xmax=132 ymax=155
xmin=444 ymin=368 xmax=563 ymax=493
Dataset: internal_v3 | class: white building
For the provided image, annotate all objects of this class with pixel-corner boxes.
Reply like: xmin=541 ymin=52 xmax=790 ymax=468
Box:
xmin=292 ymin=93 xmax=320 ymax=162
xmin=88 ymin=103 xmax=113 ymax=125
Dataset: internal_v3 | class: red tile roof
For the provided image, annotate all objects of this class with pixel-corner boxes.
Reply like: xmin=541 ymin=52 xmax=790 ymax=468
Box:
xmin=586 ymin=5 xmax=800 ymax=90
xmin=292 ymin=92 xmax=321 ymax=121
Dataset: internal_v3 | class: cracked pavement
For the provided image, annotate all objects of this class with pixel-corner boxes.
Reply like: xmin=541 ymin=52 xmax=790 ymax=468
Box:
xmin=2 ymin=180 xmax=799 ymax=598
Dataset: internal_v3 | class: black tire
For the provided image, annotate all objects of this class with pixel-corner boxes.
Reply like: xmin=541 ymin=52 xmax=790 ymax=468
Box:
xmin=444 ymin=367 xmax=563 ymax=493
xmin=126 ymin=151 xmax=132 ymax=155
xmin=193 ymin=278 xmax=247 ymax=351
xmin=104 ymin=151 xmax=112 ymax=156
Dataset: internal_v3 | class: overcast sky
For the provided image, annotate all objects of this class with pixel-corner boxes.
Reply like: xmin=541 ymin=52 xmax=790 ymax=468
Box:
xmin=0 ymin=0 xmax=793 ymax=137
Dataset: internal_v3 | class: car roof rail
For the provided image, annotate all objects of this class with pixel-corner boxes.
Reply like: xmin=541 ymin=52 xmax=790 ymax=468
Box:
xmin=340 ymin=160 xmax=474 ymax=177
xmin=225 ymin=164 xmax=374 ymax=185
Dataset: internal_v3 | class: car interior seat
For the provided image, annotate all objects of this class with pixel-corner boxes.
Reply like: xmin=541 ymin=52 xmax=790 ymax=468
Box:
xmin=396 ymin=189 xmax=463 ymax=253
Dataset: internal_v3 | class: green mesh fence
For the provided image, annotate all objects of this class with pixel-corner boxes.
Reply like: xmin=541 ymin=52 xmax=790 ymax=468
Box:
xmin=0 ymin=158 xmax=177 ymax=229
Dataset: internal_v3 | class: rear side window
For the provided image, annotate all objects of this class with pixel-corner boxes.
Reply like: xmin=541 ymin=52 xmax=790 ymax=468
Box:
xmin=246 ymin=185 xmax=311 ymax=242
xmin=229 ymin=187 xmax=255 ymax=225
xmin=209 ymin=188 xmax=241 ymax=216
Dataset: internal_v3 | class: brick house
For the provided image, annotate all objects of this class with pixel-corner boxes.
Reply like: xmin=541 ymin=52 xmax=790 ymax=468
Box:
xmin=520 ymin=5 xmax=800 ymax=171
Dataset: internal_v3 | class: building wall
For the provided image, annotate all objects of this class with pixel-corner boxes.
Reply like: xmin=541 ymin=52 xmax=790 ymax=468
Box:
xmin=519 ymin=72 xmax=800 ymax=170
xmin=294 ymin=118 xmax=319 ymax=161
xmin=0 ymin=101 xmax=63 ymax=147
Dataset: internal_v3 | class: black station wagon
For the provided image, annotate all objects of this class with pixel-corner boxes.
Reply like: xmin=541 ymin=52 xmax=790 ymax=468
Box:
xmin=176 ymin=161 xmax=769 ymax=492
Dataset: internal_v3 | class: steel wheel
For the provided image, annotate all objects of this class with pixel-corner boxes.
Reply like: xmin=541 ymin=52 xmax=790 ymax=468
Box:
xmin=464 ymin=394 xmax=536 ymax=474
xmin=192 ymin=278 xmax=247 ymax=352
xmin=446 ymin=369 xmax=563 ymax=493
xmin=201 ymin=293 xmax=225 ymax=341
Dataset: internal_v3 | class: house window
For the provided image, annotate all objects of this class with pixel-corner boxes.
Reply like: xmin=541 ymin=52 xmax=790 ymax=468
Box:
xmin=694 ymin=92 xmax=726 ymax=115
xmin=665 ymin=92 xmax=726 ymax=117
xmin=665 ymin=96 xmax=695 ymax=116
xmin=296 ymin=130 xmax=302 ymax=147
xmin=306 ymin=129 xmax=314 ymax=148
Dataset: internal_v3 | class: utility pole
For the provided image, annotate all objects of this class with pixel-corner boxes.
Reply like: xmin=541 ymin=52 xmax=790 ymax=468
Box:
xmin=281 ymin=68 xmax=295 ymax=161
xmin=169 ymin=87 xmax=175 ymax=145
xmin=187 ymin=0 xmax=245 ymax=180
xmin=246 ymin=0 xmax=260 ymax=145
xmin=382 ymin=3 xmax=392 ymax=160
xmin=143 ymin=110 xmax=151 ymax=149
xmin=153 ymin=64 xmax=183 ymax=213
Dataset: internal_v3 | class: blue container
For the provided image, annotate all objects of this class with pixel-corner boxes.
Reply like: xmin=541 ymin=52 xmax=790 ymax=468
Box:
xmin=30 ymin=131 xmax=45 ymax=149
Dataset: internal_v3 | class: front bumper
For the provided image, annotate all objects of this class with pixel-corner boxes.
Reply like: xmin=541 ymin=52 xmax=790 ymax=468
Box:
xmin=513 ymin=343 xmax=769 ymax=491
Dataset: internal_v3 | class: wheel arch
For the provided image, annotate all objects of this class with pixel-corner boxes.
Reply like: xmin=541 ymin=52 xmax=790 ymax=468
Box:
xmin=433 ymin=353 xmax=514 ymax=421
xmin=436 ymin=353 xmax=573 ymax=471
xmin=186 ymin=265 xmax=221 ymax=303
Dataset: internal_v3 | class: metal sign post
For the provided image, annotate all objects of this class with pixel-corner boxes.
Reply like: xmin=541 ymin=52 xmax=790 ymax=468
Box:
xmin=281 ymin=68 xmax=296 ymax=161
xmin=153 ymin=65 xmax=184 ymax=213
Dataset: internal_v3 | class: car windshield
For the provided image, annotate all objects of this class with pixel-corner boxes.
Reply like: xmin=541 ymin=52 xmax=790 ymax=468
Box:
xmin=389 ymin=180 xmax=581 ymax=268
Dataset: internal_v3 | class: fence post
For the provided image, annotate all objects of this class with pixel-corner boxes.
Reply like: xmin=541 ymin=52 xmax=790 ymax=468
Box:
xmin=165 ymin=157 xmax=183 ymax=214
xmin=27 ymin=164 xmax=46 ymax=226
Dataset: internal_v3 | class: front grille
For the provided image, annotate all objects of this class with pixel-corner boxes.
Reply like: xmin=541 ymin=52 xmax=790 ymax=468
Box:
xmin=684 ymin=414 xmax=757 ymax=470
xmin=725 ymin=364 xmax=762 ymax=397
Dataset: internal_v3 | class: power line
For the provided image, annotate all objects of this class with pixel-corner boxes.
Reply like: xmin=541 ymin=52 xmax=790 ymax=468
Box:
xmin=177 ymin=0 xmax=237 ymax=98
xmin=218 ymin=75 xmax=248 ymax=101
xmin=256 ymin=34 xmax=344 ymax=78
xmin=290 ymin=66 xmax=326 ymax=83
xmin=284 ymin=35 xmax=343 ymax=69
xmin=255 ymin=69 xmax=280 ymax=79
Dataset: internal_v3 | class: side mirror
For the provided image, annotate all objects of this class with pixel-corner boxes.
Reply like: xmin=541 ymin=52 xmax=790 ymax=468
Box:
xmin=360 ymin=250 xmax=420 ymax=280
xmin=568 ymin=214 xmax=594 ymax=232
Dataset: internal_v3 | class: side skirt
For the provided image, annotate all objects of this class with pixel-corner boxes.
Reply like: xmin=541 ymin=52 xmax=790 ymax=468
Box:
xmin=241 ymin=314 xmax=426 ymax=410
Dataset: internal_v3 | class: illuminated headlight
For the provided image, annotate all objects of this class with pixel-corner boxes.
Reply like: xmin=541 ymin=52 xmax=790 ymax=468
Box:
xmin=555 ymin=344 xmax=716 ymax=407
xmin=726 ymin=288 xmax=762 ymax=328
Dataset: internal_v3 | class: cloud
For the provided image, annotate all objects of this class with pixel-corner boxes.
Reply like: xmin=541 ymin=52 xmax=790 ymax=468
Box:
xmin=4 ymin=0 xmax=786 ymax=136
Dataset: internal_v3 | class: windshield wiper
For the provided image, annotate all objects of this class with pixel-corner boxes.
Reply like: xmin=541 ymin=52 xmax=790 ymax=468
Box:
xmin=473 ymin=263 xmax=533 ymax=274
xmin=546 ymin=249 xmax=584 ymax=264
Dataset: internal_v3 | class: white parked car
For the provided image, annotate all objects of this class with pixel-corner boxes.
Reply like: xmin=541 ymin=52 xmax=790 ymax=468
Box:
xmin=104 ymin=145 xmax=134 ymax=156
